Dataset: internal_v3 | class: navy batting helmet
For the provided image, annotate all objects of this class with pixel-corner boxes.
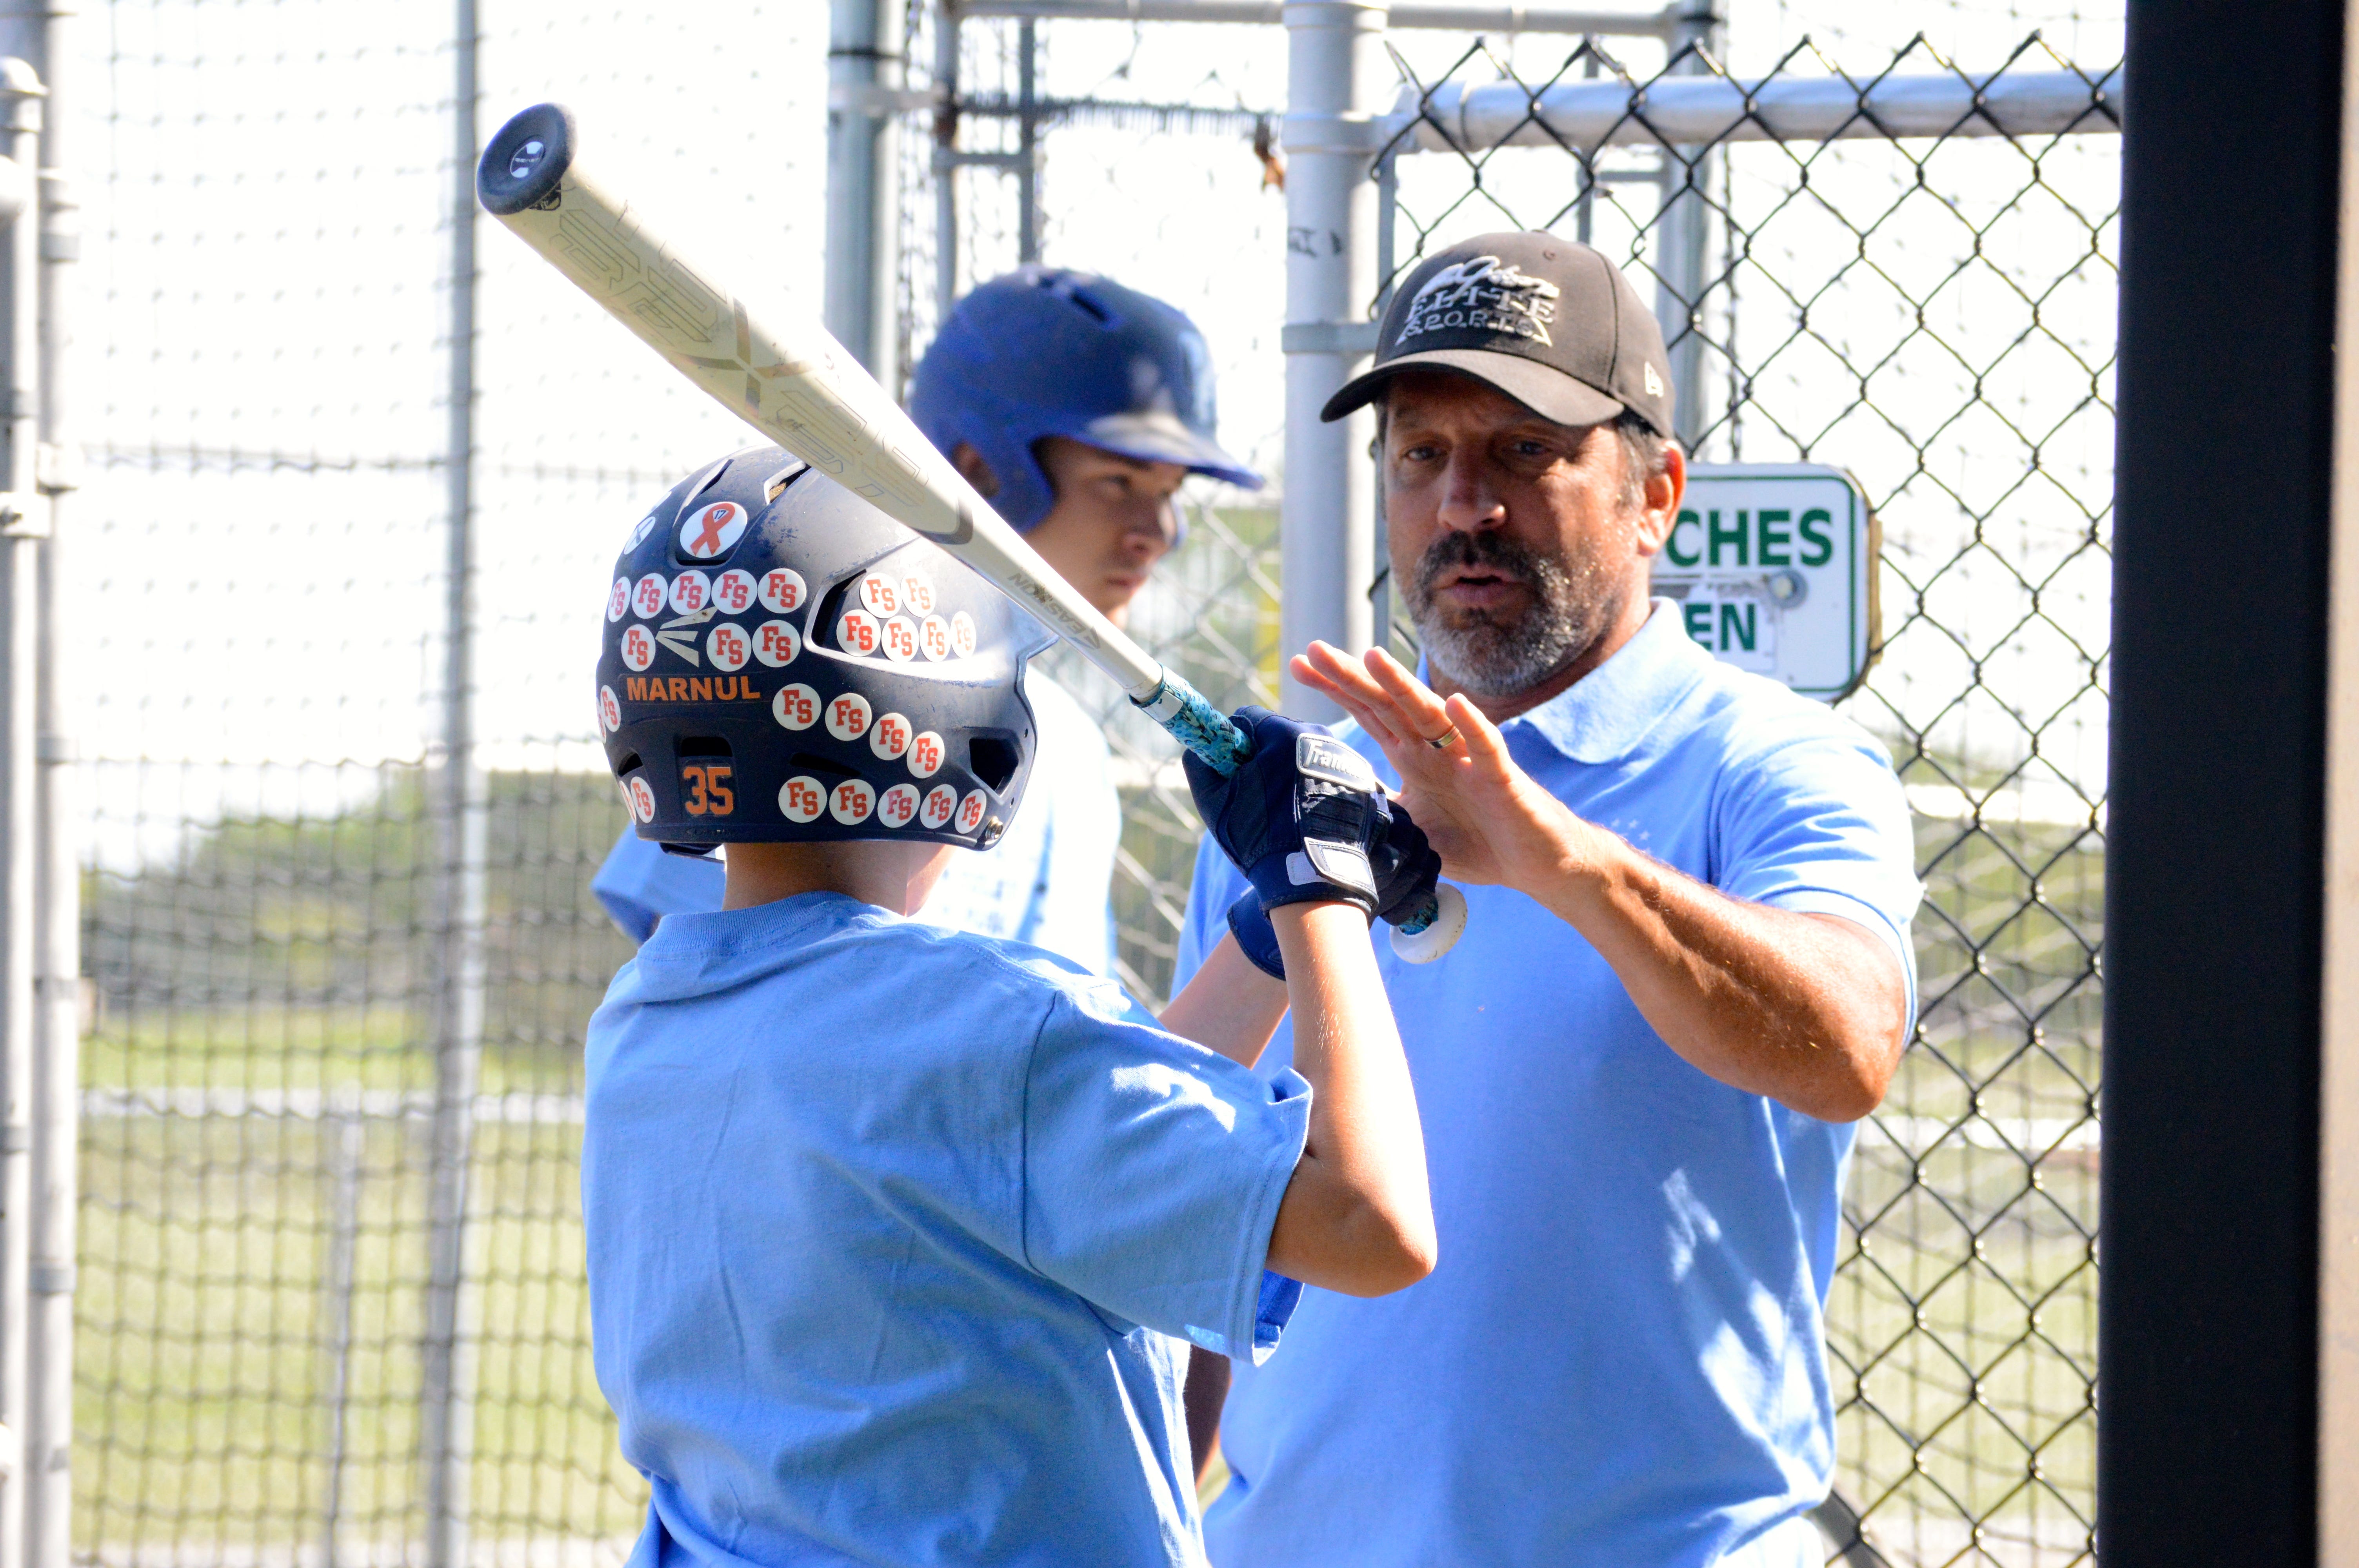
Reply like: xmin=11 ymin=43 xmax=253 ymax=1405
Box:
xmin=596 ymin=446 xmax=1052 ymax=852
xmin=907 ymin=266 xmax=1263 ymax=532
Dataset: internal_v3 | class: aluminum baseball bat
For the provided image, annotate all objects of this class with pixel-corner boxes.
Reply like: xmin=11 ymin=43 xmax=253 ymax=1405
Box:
xmin=477 ymin=102 xmax=1456 ymax=949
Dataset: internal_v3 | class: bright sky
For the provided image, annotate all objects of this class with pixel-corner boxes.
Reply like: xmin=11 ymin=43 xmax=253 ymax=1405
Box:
xmin=66 ymin=0 xmax=2123 ymax=866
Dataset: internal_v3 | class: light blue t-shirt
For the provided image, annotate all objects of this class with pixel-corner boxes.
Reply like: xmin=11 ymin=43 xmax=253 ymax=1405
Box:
xmin=584 ymin=893 xmax=1310 ymax=1568
xmin=591 ymin=674 xmax=1122 ymax=973
xmin=1177 ymin=602 xmax=1921 ymax=1568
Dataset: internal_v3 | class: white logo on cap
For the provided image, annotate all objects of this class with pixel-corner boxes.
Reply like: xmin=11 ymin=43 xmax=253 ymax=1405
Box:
xmin=1644 ymin=363 xmax=1664 ymax=398
xmin=1399 ymin=255 xmax=1561 ymax=347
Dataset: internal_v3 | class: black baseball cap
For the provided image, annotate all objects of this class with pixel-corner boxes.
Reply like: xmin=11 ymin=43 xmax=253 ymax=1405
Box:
xmin=1322 ymin=231 xmax=1676 ymax=438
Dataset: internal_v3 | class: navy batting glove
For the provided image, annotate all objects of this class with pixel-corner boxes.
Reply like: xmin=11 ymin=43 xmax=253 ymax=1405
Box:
xmin=1227 ymin=891 xmax=1286 ymax=980
xmin=1370 ymin=801 xmax=1443 ymax=931
xmin=1226 ymin=802 xmax=1439 ymax=982
xmin=1183 ymin=706 xmax=1386 ymax=918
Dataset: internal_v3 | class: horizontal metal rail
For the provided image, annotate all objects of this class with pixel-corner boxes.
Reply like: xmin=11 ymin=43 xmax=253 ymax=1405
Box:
xmin=952 ymin=1 xmax=1680 ymax=36
xmin=1383 ymin=66 xmax=2124 ymax=152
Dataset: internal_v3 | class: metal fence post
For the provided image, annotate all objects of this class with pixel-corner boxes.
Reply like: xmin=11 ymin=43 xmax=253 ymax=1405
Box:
xmin=24 ymin=1 xmax=74 ymax=1562
xmin=1279 ymin=0 xmax=1385 ymax=719
xmin=932 ymin=1 xmax=960 ymax=325
xmin=421 ymin=4 xmax=485 ymax=1565
xmin=0 ymin=53 xmax=39 ymax=1568
xmin=1654 ymin=0 xmax=1717 ymax=448
xmin=829 ymin=0 xmax=907 ymax=382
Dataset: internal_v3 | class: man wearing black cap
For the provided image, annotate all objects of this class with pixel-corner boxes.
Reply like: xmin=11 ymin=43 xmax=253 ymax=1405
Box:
xmin=1175 ymin=233 xmax=1922 ymax=1568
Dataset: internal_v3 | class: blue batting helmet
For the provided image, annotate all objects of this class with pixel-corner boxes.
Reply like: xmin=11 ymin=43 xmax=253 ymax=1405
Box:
xmin=908 ymin=267 xmax=1263 ymax=532
xmin=596 ymin=445 xmax=1053 ymax=852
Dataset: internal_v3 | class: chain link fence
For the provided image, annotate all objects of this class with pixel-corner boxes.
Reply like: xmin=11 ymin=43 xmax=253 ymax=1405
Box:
xmin=65 ymin=4 xmax=2116 ymax=1568
xmin=1369 ymin=21 xmax=2115 ymax=1567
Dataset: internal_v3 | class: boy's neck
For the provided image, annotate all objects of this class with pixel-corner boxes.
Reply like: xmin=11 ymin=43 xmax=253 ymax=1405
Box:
xmin=722 ymin=838 xmax=954 ymax=917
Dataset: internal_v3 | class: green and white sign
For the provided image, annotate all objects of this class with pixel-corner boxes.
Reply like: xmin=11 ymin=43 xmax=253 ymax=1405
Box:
xmin=1654 ymin=463 xmax=1878 ymax=701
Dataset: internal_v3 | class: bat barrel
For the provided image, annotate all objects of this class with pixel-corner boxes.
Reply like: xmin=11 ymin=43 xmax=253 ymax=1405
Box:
xmin=479 ymin=104 xmax=576 ymax=216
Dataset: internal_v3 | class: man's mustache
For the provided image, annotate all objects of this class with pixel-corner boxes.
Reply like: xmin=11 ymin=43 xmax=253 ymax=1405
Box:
xmin=1411 ymin=531 xmax=1547 ymax=604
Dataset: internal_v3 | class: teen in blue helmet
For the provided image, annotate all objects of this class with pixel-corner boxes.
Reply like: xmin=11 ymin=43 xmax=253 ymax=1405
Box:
xmin=591 ymin=267 xmax=1264 ymax=972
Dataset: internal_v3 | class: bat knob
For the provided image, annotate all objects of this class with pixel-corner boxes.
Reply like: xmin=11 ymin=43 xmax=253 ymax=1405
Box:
xmin=479 ymin=103 xmax=577 ymax=216
xmin=1390 ymin=881 xmax=1467 ymax=964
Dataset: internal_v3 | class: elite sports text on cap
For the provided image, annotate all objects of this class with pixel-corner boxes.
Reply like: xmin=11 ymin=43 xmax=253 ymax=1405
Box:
xmin=1322 ymin=231 xmax=1676 ymax=438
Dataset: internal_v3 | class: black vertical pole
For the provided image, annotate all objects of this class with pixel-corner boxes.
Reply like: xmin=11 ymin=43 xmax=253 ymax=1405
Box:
xmin=2102 ymin=1 xmax=2346 ymax=1561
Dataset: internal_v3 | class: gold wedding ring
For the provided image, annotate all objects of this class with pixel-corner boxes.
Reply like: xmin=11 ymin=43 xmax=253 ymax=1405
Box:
xmin=1426 ymin=725 xmax=1463 ymax=751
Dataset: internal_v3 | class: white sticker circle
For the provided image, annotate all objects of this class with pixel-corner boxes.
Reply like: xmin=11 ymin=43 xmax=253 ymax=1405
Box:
xmin=901 ymin=573 xmax=937 ymax=617
xmin=869 ymin=712 xmax=912 ymax=761
xmin=881 ymin=616 xmax=918 ymax=663
xmin=752 ymin=620 xmax=801 ymax=668
xmin=919 ymin=614 xmax=952 ymax=661
xmin=627 ymin=775 xmax=656 ymax=824
xmin=957 ymin=789 xmax=990 ymax=835
xmin=628 ymin=514 xmax=658 ymax=550
xmin=668 ymin=571 xmax=712 ymax=616
xmin=878 ymin=782 xmax=920 ymax=829
xmin=632 ymin=574 xmax=669 ymax=619
xmin=713 ymin=568 xmax=758 ymax=615
xmin=678 ymin=500 xmax=747 ymax=561
xmin=706 ymin=621 xmax=751 ymax=673
xmin=824 ymin=691 xmax=874 ymax=742
xmin=778 ymin=775 xmax=825 ymax=824
xmin=950 ymin=610 xmax=978 ymax=658
xmin=920 ymin=784 xmax=959 ymax=829
xmin=758 ymin=567 xmax=807 ymax=614
xmin=858 ymin=572 xmax=900 ymax=617
xmin=829 ymin=778 xmax=876 ymax=825
xmin=772 ymin=682 xmax=821 ymax=731
xmin=607 ymin=578 xmax=631 ymax=622
xmin=620 ymin=624 xmax=657 ymax=672
xmin=598 ymin=685 xmax=622 ymax=734
xmin=838 ymin=609 xmax=880 ymax=657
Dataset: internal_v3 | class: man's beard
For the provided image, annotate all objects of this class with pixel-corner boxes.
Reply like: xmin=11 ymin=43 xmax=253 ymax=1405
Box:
xmin=1403 ymin=530 xmax=1623 ymax=700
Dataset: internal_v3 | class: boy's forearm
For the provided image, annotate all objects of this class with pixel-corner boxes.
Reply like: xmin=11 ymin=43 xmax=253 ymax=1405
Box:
xmin=1265 ymin=903 xmax=1435 ymax=1295
xmin=1158 ymin=933 xmax=1287 ymax=1067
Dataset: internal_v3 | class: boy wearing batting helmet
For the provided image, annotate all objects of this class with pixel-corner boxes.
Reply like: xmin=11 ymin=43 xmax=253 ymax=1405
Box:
xmin=591 ymin=266 xmax=1259 ymax=974
xmin=582 ymin=448 xmax=1432 ymax=1568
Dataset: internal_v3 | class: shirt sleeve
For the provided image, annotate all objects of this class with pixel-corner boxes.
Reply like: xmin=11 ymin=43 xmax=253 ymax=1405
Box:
xmin=590 ymin=829 xmax=727 ymax=945
xmin=1019 ymin=984 xmax=1310 ymax=1363
xmin=1711 ymin=725 xmax=1924 ymax=1032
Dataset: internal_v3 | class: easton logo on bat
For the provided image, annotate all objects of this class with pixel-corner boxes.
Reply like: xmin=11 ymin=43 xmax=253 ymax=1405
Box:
xmin=624 ymin=675 xmax=764 ymax=703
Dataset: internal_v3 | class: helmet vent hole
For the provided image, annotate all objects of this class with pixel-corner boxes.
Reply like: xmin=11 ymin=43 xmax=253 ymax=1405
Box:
xmin=763 ymin=464 xmax=805 ymax=505
xmin=678 ymin=737 xmax=731 ymax=759
xmin=614 ymin=752 xmax=644 ymax=776
xmin=789 ymin=751 xmax=858 ymax=784
xmin=967 ymin=735 xmax=1020 ymax=793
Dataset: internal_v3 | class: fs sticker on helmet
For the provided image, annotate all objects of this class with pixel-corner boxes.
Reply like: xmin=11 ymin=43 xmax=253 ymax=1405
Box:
xmin=920 ymin=614 xmax=952 ymax=661
xmin=607 ymin=579 xmax=631 ymax=622
xmin=909 ymin=731 xmax=946 ymax=777
xmin=772 ymin=683 xmax=820 ymax=731
xmin=879 ymin=782 xmax=920 ymax=828
xmin=757 ymin=567 xmax=806 ymax=613
xmin=714 ymin=568 xmax=757 ymax=614
xmin=598 ymin=685 xmax=622 ymax=733
xmin=825 ymin=692 xmax=873 ymax=742
xmin=678 ymin=500 xmax=747 ymax=561
xmin=920 ymin=784 xmax=958 ymax=829
xmin=706 ymin=622 xmax=751 ymax=672
xmin=881 ymin=617 xmax=918 ymax=662
xmin=620 ymin=624 xmax=657 ymax=671
xmin=829 ymin=778 xmax=876 ymax=825
xmin=779 ymin=775 xmax=825 ymax=824
xmin=752 ymin=621 xmax=801 ymax=667
xmin=668 ymin=571 xmax=712 ymax=616
xmin=869 ymin=712 xmax=912 ymax=760
xmin=901 ymin=573 xmax=937 ymax=616
xmin=858 ymin=572 xmax=900 ymax=617
xmin=632 ymin=574 xmax=668 ymax=619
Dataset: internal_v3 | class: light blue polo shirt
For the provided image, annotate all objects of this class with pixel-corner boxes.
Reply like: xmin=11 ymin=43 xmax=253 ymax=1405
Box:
xmin=584 ymin=892 xmax=1310 ymax=1568
xmin=1177 ymin=601 xmax=1919 ymax=1568
xmin=591 ymin=673 xmax=1122 ymax=974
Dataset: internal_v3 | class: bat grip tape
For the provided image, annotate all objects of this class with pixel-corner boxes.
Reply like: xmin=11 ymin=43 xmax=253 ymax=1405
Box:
xmin=1134 ymin=672 xmax=1252 ymax=776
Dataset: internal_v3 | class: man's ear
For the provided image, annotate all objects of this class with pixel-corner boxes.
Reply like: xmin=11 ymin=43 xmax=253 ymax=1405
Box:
xmin=1631 ymin=443 xmax=1687 ymax=557
xmin=950 ymin=441 xmax=1000 ymax=499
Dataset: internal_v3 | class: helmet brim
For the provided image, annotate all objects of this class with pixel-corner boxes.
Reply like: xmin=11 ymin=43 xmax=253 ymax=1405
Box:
xmin=1078 ymin=411 xmax=1265 ymax=491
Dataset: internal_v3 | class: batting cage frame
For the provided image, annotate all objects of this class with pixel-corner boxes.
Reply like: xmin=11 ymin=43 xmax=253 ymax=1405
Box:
xmin=2 ymin=3 xmax=2131 ymax=1568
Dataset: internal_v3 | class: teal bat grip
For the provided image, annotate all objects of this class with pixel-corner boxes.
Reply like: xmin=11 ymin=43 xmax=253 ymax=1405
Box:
xmin=1133 ymin=671 xmax=1253 ymax=775
xmin=1132 ymin=669 xmax=1443 ymax=936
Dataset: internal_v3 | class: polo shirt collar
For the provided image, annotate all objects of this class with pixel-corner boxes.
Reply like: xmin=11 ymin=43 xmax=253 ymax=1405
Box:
xmin=1509 ymin=598 xmax=1712 ymax=764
